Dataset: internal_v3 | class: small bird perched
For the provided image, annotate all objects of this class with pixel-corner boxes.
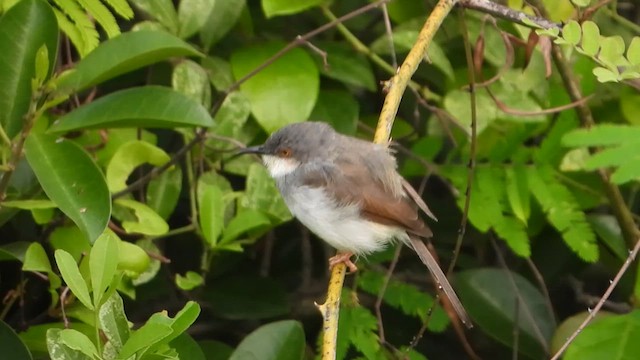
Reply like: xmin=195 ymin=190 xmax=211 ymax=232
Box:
xmin=237 ymin=121 xmax=471 ymax=328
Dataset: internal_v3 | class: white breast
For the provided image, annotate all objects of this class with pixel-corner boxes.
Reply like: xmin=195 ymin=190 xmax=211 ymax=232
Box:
xmin=284 ymin=186 xmax=403 ymax=255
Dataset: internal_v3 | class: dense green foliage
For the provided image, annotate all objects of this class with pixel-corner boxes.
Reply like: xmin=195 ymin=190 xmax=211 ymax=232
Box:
xmin=0 ymin=0 xmax=639 ymax=359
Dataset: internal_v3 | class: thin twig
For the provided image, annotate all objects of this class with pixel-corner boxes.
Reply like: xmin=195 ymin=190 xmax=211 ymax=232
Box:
xmin=550 ymin=238 xmax=640 ymax=360
xmin=375 ymin=245 xmax=402 ymax=343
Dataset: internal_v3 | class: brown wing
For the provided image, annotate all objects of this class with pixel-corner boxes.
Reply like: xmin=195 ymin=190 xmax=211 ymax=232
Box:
xmin=301 ymin=161 xmax=432 ymax=238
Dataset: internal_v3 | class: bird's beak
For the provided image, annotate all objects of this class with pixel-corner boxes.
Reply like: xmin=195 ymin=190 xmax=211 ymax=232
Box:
xmin=235 ymin=145 xmax=265 ymax=155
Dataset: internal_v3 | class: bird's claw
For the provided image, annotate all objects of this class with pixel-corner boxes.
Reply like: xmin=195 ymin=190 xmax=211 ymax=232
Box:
xmin=329 ymin=252 xmax=358 ymax=273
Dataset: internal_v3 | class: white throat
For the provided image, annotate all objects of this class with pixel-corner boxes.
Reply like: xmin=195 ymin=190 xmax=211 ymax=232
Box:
xmin=262 ymin=155 xmax=300 ymax=178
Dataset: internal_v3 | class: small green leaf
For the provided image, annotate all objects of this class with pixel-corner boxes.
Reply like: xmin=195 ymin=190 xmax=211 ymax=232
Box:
xmin=310 ymin=90 xmax=359 ymax=135
xmin=628 ymin=37 xmax=640 ymax=65
xmin=0 ymin=0 xmax=58 ymax=138
xmin=50 ymin=226 xmax=91 ymax=262
xmin=54 ymin=30 xmax=201 ymax=93
xmin=146 ymin=167 xmax=182 ymax=220
xmin=34 ymin=44 xmax=49 ymax=85
xmin=564 ymin=311 xmax=640 ymax=360
xmin=50 ymin=87 xmax=214 ymax=133
xmin=55 ymin=250 xmax=94 ymax=310
xmin=22 ymin=242 xmax=52 ymax=273
xmin=106 ymin=0 xmax=134 ymax=19
xmin=229 ymin=320 xmax=304 ymax=360
xmin=25 ymin=133 xmax=111 ymax=243
xmin=58 ymin=329 xmax=98 ymax=359
xmin=1 ymin=199 xmax=56 ymax=209
xmin=580 ymin=21 xmax=600 ymax=57
xmin=176 ymin=271 xmax=204 ymax=291
xmin=99 ymin=292 xmax=130 ymax=353
xmin=117 ymin=240 xmax=150 ymax=274
xmin=46 ymin=328 xmax=92 ymax=360
xmin=220 ymin=209 xmax=271 ymax=244
xmin=241 ymin=164 xmax=292 ymax=224
xmin=593 ymin=66 xmax=620 ymax=82
xmin=570 ymin=0 xmax=590 ymax=7
xmin=106 ymin=140 xmax=170 ymax=192
xmin=199 ymin=183 xmax=225 ymax=247
xmin=199 ymin=0 xmax=246 ymax=51
xmin=261 ymin=0 xmax=322 ymax=17
xmin=115 ymin=199 xmax=169 ymax=236
xmin=129 ymin=0 xmax=179 ymax=34
xmin=177 ymin=0 xmax=215 ymax=39
xmin=505 ymin=165 xmax=530 ymax=224
xmin=598 ymin=35 xmax=626 ymax=68
xmin=90 ymin=231 xmax=119 ymax=307
xmin=494 ymin=216 xmax=530 ymax=257
xmin=172 ymin=60 xmax=211 ymax=108
xmin=0 ymin=320 xmax=32 ymax=360
xmin=562 ymin=124 xmax=640 ymax=146
xmin=231 ymin=42 xmax=319 ymax=133
xmin=118 ymin=322 xmax=173 ymax=360
xmin=76 ymin=0 xmax=120 ymax=39
xmin=0 ymin=242 xmax=31 ymax=262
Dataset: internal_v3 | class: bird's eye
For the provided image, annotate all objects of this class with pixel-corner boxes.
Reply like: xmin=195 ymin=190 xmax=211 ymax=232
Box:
xmin=279 ymin=148 xmax=292 ymax=158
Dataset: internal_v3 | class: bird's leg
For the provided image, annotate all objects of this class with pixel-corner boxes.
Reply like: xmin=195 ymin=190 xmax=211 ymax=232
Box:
xmin=328 ymin=252 xmax=358 ymax=273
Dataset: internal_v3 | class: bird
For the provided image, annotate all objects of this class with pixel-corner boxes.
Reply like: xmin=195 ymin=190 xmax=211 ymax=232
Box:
xmin=236 ymin=121 xmax=471 ymax=327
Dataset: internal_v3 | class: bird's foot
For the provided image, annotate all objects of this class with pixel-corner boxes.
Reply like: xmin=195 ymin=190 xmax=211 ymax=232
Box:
xmin=329 ymin=252 xmax=358 ymax=273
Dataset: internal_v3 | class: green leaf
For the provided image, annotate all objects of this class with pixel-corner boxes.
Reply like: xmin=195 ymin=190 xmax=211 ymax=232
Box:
xmin=505 ymin=165 xmax=530 ymax=224
xmin=46 ymin=328 xmax=92 ymax=360
xmin=494 ymin=216 xmax=530 ymax=257
xmin=0 ymin=241 xmax=31 ymax=262
xmin=76 ymin=0 xmax=120 ymax=39
xmin=310 ymin=90 xmax=359 ymax=135
xmin=261 ymin=0 xmax=322 ymax=17
xmin=202 ymin=56 xmax=235 ymax=90
xmin=105 ymin=140 xmax=170 ymax=192
xmin=171 ymin=333 xmax=206 ymax=360
xmin=23 ymin=242 xmax=52 ymax=273
xmin=598 ymin=35 xmax=626 ymax=68
xmin=444 ymin=89 xmax=497 ymax=134
xmin=0 ymin=320 xmax=32 ymax=360
xmin=172 ymin=60 xmax=211 ymax=108
xmin=315 ymin=42 xmax=376 ymax=91
xmin=105 ymin=0 xmax=134 ymax=19
xmin=0 ymin=0 xmax=58 ymax=138
xmin=562 ymin=124 xmax=640 ymax=146
xmin=177 ymin=0 xmax=215 ymax=39
xmin=50 ymin=226 xmax=91 ymax=262
xmin=55 ymin=250 xmax=94 ymax=310
xmin=580 ymin=21 xmax=600 ymax=57
xmin=50 ymin=87 xmax=214 ymax=133
xmin=527 ymin=166 xmax=598 ymax=262
xmin=199 ymin=340 xmax=233 ymax=360
xmin=570 ymin=0 xmax=590 ymax=7
xmin=115 ymin=199 xmax=169 ymax=236
xmin=90 ymin=231 xmax=119 ymax=307
xmin=1 ymin=199 xmax=56 ymax=209
xmin=220 ymin=209 xmax=271 ymax=244
xmin=146 ymin=167 xmax=182 ymax=220
xmin=54 ymin=30 xmax=201 ymax=93
xmin=118 ymin=322 xmax=173 ymax=360
xmin=231 ymin=41 xmax=319 ymax=133
xmin=34 ymin=44 xmax=49 ymax=85
xmin=99 ymin=292 xmax=130 ymax=353
xmin=564 ymin=311 xmax=640 ymax=360
xmin=592 ymin=66 xmax=620 ymax=83
xmin=229 ymin=320 xmax=304 ymax=360
xmin=457 ymin=268 xmax=555 ymax=360
xmin=25 ymin=133 xmax=111 ymax=243
xmin=628 ymin=37 xmax=640 ymax=65
xmin=176 ymin=271 xmax=204 ymax=291
xmin=117 ymin=240 xmax=150 ymax=274
xmin=199 ymin=183 xmax=225 ymax=247
xmin=58 ymin=329 xmax=98 ymax=359
xmin=561 ymin=20 xmax=581 ymax=45
xmin=588 ymin=215 xmax=627 ymax=261
xmin=129 ymin=0 xmax=178 ymax=34
xmin=241 ymin=164 xmax=292 ymax=224
xmin=199 ymin=0 xmax=246 ymax=51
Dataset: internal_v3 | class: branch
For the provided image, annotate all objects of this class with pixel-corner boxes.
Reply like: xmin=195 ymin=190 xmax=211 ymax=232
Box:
xmin=458 ymin=0 xmax=560 ymax=30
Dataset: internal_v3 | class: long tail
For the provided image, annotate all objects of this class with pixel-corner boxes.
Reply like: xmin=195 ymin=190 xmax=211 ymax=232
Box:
xmin=409 ymin=236 xmax=473 ymax=328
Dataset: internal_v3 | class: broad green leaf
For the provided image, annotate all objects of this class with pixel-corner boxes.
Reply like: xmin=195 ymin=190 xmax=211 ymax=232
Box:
xmin=620 ymin=92 xmax=640 ymax=125
xmin=200 ymin=0 xmax=246 ymax=51
xmin=1 ymin=199 xmax=56 ymax=209
xmin=115 ymin=199 xmax=169 ymax=236
xmin=22 ymin=323 xmax=93 ymax=358
xmin=505 ymin=165 xmax=530 ymax=224
xmin=130 ymin=239 xmax=161 ymax=286
xmin=177 ymin=0 xmax=215 ymax=39
xmin=220 ymin=209 xmax=271 ymax=244
xmin=199 ymin=183 xmax=225 ymax=247
xmin=241 ymin=164 xmax=292 ymax=224
xmin=202 ymin=56 xmax=234 ymax=90
xmin=142 ymin=301 xmax=201 ymax=356
xmin=172 ymin=60 xmax=211 ymax=108
xmin=117 ymin=240 xmax=150 ymax=274
xmin=58 ymin=329 xmax=98 ymax=359
xmin=561 ymin=20 xmax=581 ymax=46
xmin=562 ymin=124 xmax=640 ymax=146
xmin=99 ymin=292 xmax=130 ymax=353
xmin=261 ymin=0 xmax=322 ymax=17
xmin=315 ymin=42 xmax=376 ymax=91
xmin=171 ymin=333 xmax=206 ymax=360
xmin=176 ymin=271 xmax=204 ymax=291
xmin=118 ymin=322 xmax=173 ymax=360
xmin=628 ymin=37 xmax=640 ymax=65
xmin=231 ymin=42 xmax=319 ymax=132
xmin=23 ymin=242 xmax=52 ymax=273
xmin=199 ymin=340 xmax=233 ymax=360
xmin=588 ymin=215 xmax=627 ymax=261
xmin=25 ymin=133 xmax=110 ymax=243
xmin=50 ymin=226 xmax=91 ymax=262
xmin=90 ymin=231 xmax=119 ymax=307
xmin=229 ymin=320 xmax=304 ymax=360
xmin=55 ymin=250 xmax=94 ymax=310
xmin=54 ymin=30 xmax=201 ymax=92
xmin=0 ymin=0 xmax=58 ymax=138
xmin=129 ymin=0 xmax=178 ymax=34
xmin=46 ymin=328 xmax=92 ymax=360
xmin=0 ymin=320 xmax=32 ymax=360
xmin=49 ymin=87 xmax=214 ymax=133
xmin=73 ymin=128 xmax=158 ymax=168
xmin=146 ymin=167 xmax=182 ymax=220
xmin=310 ymin=90 xmax=359 ymax=135
xmin=0 ymin=241 xmax=30 ymax=262
xmin=598 ymin=35 xmax=626 ymax=68
xmin=106 ymin=140 xmax=170 ymax=192
xmin=580 ymin=21 xmax=600 ymax=57
xmin=564 ymin=311 xmax=640 ymax=360
xmin=457 ymin=268 xmax=555 ymax=360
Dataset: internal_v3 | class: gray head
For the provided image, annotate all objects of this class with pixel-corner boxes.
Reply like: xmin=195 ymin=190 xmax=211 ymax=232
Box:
xmin=236 ymin=122 xmax=338 ymax=177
